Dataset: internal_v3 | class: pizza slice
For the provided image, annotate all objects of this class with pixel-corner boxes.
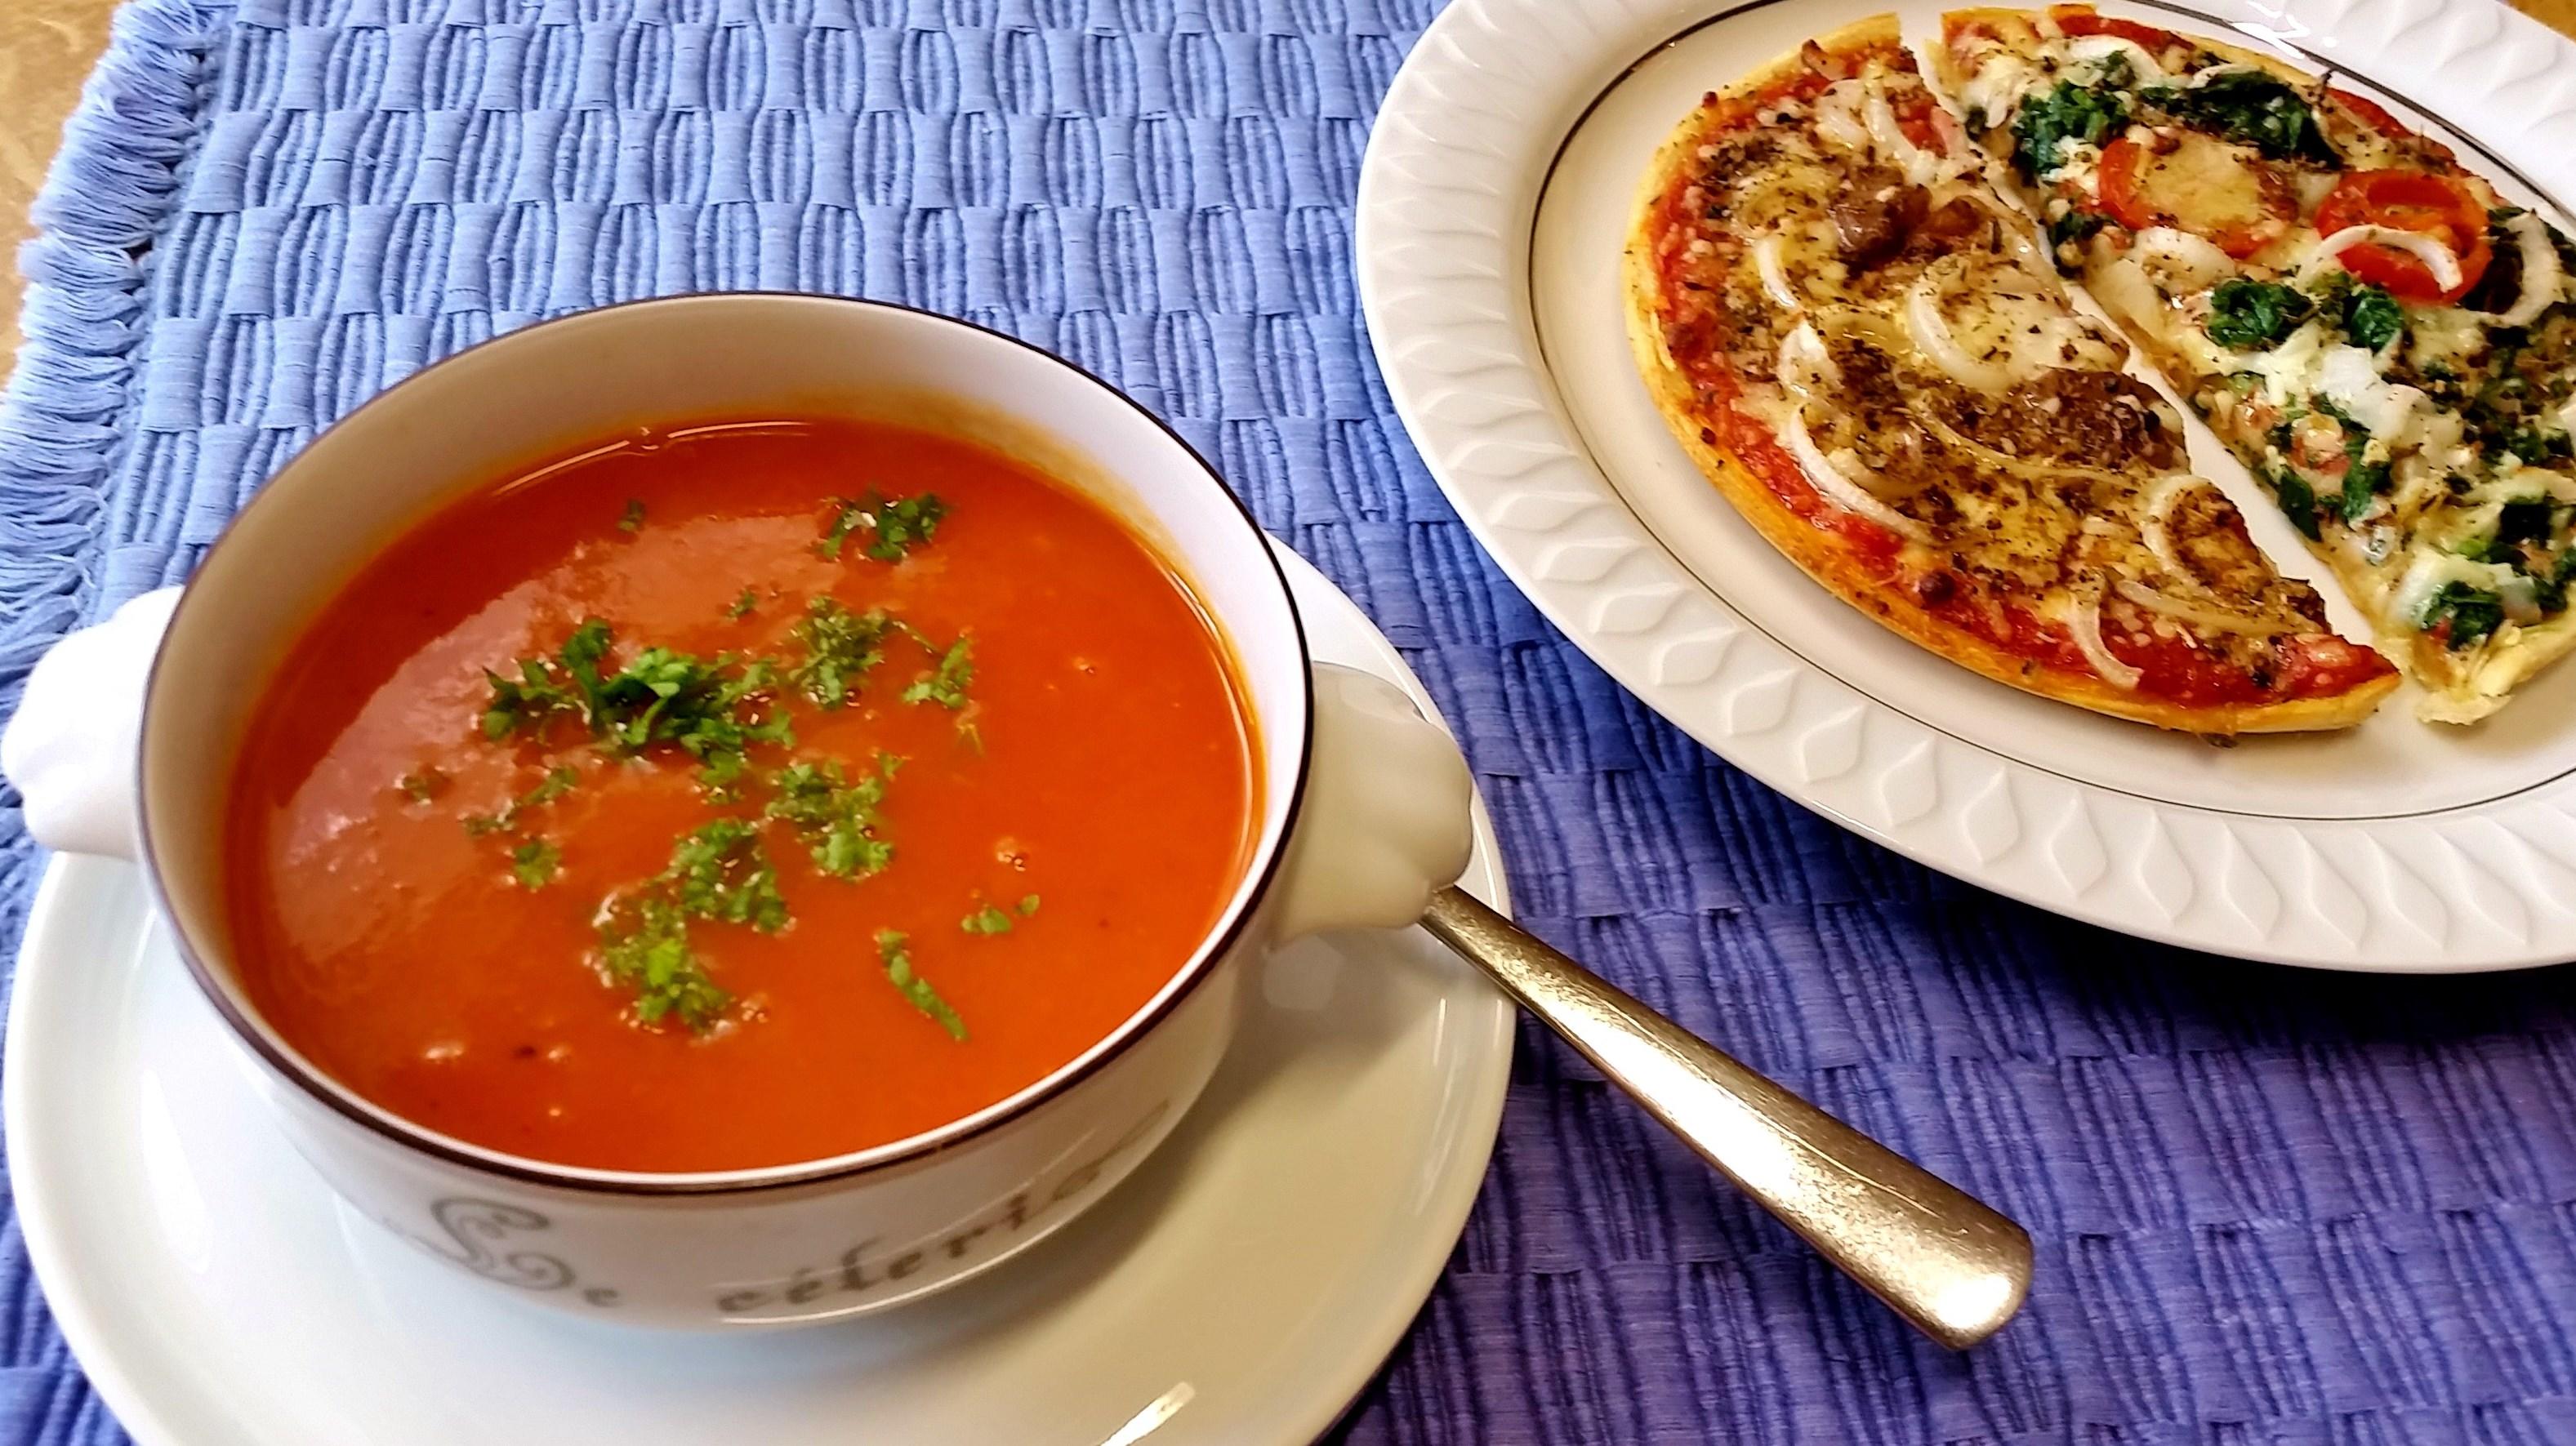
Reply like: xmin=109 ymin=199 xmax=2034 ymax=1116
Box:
xmin=1936 ymin=5 xmax=2576 ymax=721
xmin=1624 ymin=15 xmax=2397 ymax=733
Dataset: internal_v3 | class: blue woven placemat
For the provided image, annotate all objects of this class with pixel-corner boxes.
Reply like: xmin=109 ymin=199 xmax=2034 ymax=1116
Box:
xmin=7 ymin=0 xmax=2576 ymax=1440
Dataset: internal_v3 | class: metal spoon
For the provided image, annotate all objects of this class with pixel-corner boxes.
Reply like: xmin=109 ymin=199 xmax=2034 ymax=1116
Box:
xmin=1419 ymin=887 xmax=2031 ymax=1349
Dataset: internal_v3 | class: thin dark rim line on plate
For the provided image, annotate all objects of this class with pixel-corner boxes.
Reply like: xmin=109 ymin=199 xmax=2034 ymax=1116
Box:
xmin=134 ymin=292 xmax=1321 ymax=1199
xmin=1520 ymin=0 xmax=2576 ymax=825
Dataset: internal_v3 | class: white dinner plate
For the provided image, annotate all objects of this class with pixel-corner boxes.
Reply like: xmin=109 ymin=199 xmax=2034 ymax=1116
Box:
xmin=1359 ymin=0 xmax=2576 ymax=969
xmin=2 ymin=543 xmax=1514 ymax=1446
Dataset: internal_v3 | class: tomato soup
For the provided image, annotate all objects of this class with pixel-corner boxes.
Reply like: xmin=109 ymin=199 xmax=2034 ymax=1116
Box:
xmin=221 ymin=418 xmax=1259 ymax=1172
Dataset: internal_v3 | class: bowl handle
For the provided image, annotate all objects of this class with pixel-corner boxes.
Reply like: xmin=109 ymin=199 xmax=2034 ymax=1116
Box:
xmin=2 ymin=586 xmax=180 ymax=861
xmin=1267 ymin=662 xmax=1475 ymax=941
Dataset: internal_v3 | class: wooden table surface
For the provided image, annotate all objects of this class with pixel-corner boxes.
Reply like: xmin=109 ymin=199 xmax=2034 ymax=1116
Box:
xmin=0 ymin=0 xmax=2570 ymax=380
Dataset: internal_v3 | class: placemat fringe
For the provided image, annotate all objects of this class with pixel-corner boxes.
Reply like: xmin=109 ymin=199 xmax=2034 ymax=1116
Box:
xmin=0 ymin=0 xmax=223 ymax=961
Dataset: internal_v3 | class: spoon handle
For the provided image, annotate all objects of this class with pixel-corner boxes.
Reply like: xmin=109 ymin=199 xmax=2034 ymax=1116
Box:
xmin=1419 ymin=887 xmax=2031 ymax=1349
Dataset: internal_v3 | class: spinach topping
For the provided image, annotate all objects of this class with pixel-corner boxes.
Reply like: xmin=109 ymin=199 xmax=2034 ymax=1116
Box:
xmin=2311 ymin=272 xmax=2405 ymax=352
xmin=2503 ymin=424 xmax=2574 ymax=466
xmin=2012 ymin=81 xmax=2128 ymax=181
xmin=2141 ymin=71 xmax=2335 ymax=164
xmin=2205 ymin=278 xmax=2312 ymax=349
xmin=2496 ymin=498 xmax=2556 ymax=553
xmin=2269 ymin=468 xmax=2323 ymax=540
xmin=2419 ymin=581 xmax=2505 ymax=647
xmin=2338 ymin=460 xmax=2390 ymax=524
xmin=2341 ymin=285 xmax=2406 ymax=353
xmin=2535 ymin=551 xmax=2576 ymax=614
xmin=2047 ymin=207 xmax=2106 ymax=266
xmin=2458 ymin=216 xmax=2530 ymax=315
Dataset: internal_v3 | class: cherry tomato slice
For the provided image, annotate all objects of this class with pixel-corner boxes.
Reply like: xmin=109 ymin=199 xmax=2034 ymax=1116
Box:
xmin=2097 ymin=136 xmax=2297 ymax=259
xmin=2047 ymin=5 xmax=2178 ymax=51
xmin=2313 ymin=169 xmax=2493 ymax=304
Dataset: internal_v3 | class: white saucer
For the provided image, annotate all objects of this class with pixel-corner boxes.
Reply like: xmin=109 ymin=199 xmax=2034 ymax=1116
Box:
xmin=2 ymin=543 xmax=1515 ymax=1446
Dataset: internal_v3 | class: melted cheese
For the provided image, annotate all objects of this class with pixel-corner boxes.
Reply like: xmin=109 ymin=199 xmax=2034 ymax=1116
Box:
xmin=2238 ymin=319 xmax=2333 ymax=408
xmin=2406 ymin=307 xmax=2491 ymax=373
xmin=1956 ymin=49 xmax=2043 ymax=129
xmin=1905 ymin=250 xmax=2120 ymax=389
xmin=2314 ymin=345 xmax=2426 ymax=438
xmin=2047 ymin=140 xmax=2106 ymax=194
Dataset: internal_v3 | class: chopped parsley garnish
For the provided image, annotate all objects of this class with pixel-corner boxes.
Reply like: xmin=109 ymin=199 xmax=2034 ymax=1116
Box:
xmin=790 ymin=598 xmax=893 ymax=709
xmin=464 ymin=764 xmax=580 ymax=836
xmin=660 ymin=818 xmax=789 ymax=932
xmin=587 ymin=820 xmax=787 ymax=1030
xmin=480 ymin=623 xmax=604 ymax=741
xmin=599 ymin=899 xmax=729 ymax=1030
xmin=2012 ymin=80 xmax=2127 ymax=181
xmin=511 ymin=839 xmax=561 ymax=889
xmin=667 ymin=660 xmax=795 ymax=793
xmin=466 ymin=492 xmax=1037 ymax=1038
xmin=764 ymin=758 xmax=896 ymax=879
xmin=901 ymin=634 xmax=975 ymax=710
xmin=482 ymin=621 xmax=790 ymax=789
xmin=397 ymin=768 xmax=446 ymax=803
xmin=876 ymin=929 xmax=967 ymax=1040
xmin=818 ymin=492 xmax=948 ymax=563
xmin=592 ymin=649 xmax=738 ymax=750
xmin=2420 ymin=581 xmax=2505 ymax=647
xmin=2141 ymin=71 xmax=2335 ymax=164
xmin=2206 ymin=278 xmax=2312 ymax=350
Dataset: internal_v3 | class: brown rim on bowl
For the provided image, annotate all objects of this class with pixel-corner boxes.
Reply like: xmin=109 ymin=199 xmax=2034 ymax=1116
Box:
xmin=135 ymin=294 xmax=1317 ymax=1198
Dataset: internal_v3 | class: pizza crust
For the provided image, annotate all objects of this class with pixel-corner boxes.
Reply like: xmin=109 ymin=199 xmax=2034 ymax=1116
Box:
xmin=1621 ymin=17 xmax=2396 ymax=733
